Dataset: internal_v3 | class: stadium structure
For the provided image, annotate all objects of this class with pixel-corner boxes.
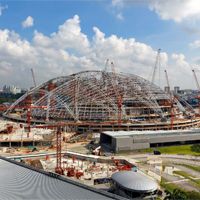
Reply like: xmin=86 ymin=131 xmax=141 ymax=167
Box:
xmin=3 ymin=70 xmax=200 ymax=132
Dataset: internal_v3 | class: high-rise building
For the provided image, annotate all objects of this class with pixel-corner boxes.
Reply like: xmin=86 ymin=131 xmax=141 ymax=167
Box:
xmin=2 ymin=85 xmax=21 ymax=94
xmin=174 ymin=86 xmax=180 ymax=94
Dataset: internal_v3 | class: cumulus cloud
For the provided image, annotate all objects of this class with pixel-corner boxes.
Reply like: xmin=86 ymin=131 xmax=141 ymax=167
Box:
xmin=33 ymin=15 xmax=90 ymax=54
xmin=112 ymin=0 xmax=124 ymax=8
xmin=22 ymin=16 xmax=34 ymax=28
xmin=110 ymin=0 xmax=125 ymax=20
xmin=110 ymin=0 xmax=200 ymax=23
xmin=116 ymin=12 xmax=124 ymax=20
xmin=149 ymin=0 xmax=200 ymax=22
xmin=0 ymin=4 xmax=8 ymax=16
xmin=166 ymin=53 xmax=195 ymax=88
xmin=190 ymin=40 xmax=200 ymax=48
xmin=0 ymin=15 xmax=195 ymax=89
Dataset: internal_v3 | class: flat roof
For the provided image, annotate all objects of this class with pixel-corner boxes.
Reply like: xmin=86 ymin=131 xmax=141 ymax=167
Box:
xmin=0 ymin=156 xmax=125 ymax=200
xmin=102 ymin=128 xmax=200 ymax=138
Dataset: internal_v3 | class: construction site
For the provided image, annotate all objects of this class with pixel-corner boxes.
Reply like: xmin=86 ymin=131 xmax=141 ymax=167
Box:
xmin=2 ymin=65 xmax=200 ymax=130
xmin=0 ymin=57 xmax=200 ymax=199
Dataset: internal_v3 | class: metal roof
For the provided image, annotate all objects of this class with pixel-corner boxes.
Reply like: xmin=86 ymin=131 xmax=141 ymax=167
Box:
xmin=0 ymin=156 xmax=125 ymax=200
xmin=111 ymin=171 xmax=158 ymax=192
xmin=102 ymin=128 xmax=200 ymax=138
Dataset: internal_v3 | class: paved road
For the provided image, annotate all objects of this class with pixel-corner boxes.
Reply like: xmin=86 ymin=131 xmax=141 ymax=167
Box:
xmin=173 ymin=165 xmax=200 ymax=178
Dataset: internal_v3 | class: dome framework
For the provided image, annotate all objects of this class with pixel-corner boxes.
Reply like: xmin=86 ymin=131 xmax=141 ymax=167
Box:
xmin=4 ymin=70 xmax=188 ymax=123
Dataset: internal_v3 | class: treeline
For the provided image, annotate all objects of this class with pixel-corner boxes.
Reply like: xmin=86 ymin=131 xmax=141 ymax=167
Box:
xmin=0 ymin=92 xmax=25 ymax=104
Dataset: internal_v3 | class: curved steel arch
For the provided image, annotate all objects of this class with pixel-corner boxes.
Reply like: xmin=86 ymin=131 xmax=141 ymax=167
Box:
xmin=4 ymin=70 xmax=186 ymax=122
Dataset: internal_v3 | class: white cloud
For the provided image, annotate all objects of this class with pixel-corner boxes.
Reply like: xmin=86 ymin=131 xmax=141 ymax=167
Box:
xmin=112 ymin=0 xmax=124 ymax=8
xmin=22 ymin=16 xmax=34 ymax=28
xmin=190 ymin=40 xmax=200 ymax=48
xmin=0 ymin=4 xmax=8 ymax=16
xmin=116 ymin=12 xmax=124 ymax=20
xmin=149 ymin=0 xmax=200 ymax=22
xmin=166 ymin=53 xmax=195 ymax=88
xmin=0 ymin=15 xmax=196 ymax=89
xmin=110 ymin=0 xmax=125 ymax=20
xmin=33 ymin=15 xmax=90 ymax=54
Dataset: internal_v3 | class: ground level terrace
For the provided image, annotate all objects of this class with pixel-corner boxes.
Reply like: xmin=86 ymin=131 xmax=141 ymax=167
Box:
xmin=3 ymin=114 xmax=200 ymax=133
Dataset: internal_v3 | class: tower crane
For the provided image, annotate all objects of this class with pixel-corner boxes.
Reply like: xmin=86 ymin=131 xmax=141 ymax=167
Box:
xmin=31 ymin=68 xmax=37 ymax=88
xmin=31 ymin=124 xmax=64 ymax=175
xmin=192 ymin=69 xmax=200 ymax=90
xmin=164 ymin=69 xmax=175 ymax=129
xmin=110 ymin=61 xmax=123 ymax=125
xmin=192 ymin=69 xmax=200 ymax=115
xmin=25 ymin=104 xmax=47 ymax=137
xmin=151 ymin=48 xmax=161 ymax=84
xmin=55 ymin=126 xmax=63 ymax=175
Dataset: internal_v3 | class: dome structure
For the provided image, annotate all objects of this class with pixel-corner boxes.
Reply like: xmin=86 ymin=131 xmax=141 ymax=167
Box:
xmin=111 ymin=171 xmax=158 ymax=193
xmin=4 ymin=70 xmax=187 ymax=123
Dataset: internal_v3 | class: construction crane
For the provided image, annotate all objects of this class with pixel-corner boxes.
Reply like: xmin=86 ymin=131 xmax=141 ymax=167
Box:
xmin=30 ymin=124 xmax=64 ymax=175
xmin=164 ymin=69 xmax=175 ymax=129
xmin=104 ymin=58 xmax=110 ymax=72
xmin=110 ymin=61 xmax=123 ymax=125
xmin=22 ymin=94 xmax=47 ymax=137
xmin=151 ymin=48 xmax=161 ymax=84
xmin=192 ymin=69 xmax=200 ymax=90
xmin=192 ymin=69 xmax=200 ymax=115
xmin=25 ymin=104 xmax=47 ymax=137
xmin=31 ymin=68 xmax=37 ymax=88
xmin=55 ymin=126 xmax=64 ymax=175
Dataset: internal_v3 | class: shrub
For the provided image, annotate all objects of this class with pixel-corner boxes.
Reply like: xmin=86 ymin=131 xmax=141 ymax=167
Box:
xmin=191 ymin=144 xmax=200 ymax=153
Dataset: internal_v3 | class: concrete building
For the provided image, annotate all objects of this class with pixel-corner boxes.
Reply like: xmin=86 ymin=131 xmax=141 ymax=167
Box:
xmin=174 ymin=86 xmax=180 ymax=94
xmin=0 ymin=156 xmax=125 ymax=200
xmin=100 ymin=129 xmax=200 ymax=152
xmin=164 ymin=86 xmax=170 ymax=93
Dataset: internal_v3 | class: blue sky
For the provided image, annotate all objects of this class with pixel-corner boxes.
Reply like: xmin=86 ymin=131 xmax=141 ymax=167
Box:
xmin=1 ymin=0 xmax=200 ymax=89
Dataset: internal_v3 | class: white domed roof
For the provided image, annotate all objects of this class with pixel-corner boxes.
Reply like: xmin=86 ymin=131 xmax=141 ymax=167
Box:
xmin=111 ymin=171 xmax=158 ymax=192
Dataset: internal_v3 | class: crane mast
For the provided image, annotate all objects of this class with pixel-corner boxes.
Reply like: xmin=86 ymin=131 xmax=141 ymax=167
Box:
xmin=192 ymin=69 xmax=200 ymax=90
xmin=31 ymin=68 xmax=37 ymax=88
xmin=164 ymin=69 xmax=174 ymax=129
xmin=192 ymin=69 xmax=200 ymax=115
xmin=110 ymin=61 xmax=123 ymax=125
xmin=151 ymin=48 xmax=161 ymax=84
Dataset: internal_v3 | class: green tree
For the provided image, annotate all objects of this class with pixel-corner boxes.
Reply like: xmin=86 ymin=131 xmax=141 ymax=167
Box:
xmin=164 ymin=189 xmax=187 ymax=200
xmin=191 ymin=144 xmax=200 ymax=153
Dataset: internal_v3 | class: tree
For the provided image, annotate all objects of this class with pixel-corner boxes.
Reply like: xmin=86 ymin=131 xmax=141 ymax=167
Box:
xmin=164 ymin=189 xmax=187 ymax=200
xmin=191 ymin=144 xmax=200 ymax=153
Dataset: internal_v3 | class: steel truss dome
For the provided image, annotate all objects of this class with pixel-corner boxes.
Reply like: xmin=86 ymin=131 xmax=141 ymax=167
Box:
xmin=4 ymin=70 xmax=184 ymax=122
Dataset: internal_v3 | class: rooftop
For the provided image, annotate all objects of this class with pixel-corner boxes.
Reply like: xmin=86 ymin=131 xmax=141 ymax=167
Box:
xmin=0 ymin=156 xmax=125 ymax=200
xmin=111 ymin=171 xmax=158 ymax=192
xmin=102 ymin=128 xmax=200 ymax=138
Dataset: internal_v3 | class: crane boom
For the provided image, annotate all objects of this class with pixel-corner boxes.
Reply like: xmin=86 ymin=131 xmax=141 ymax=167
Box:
xmin=151 ymin=48 xmax=161 ymax=84
xmin=110 ymin=61 xmax=123 ymax=125
xmin=164 ymin=70 xmax=170 ymax=93
xmin=192 ymin=69 xmax=200 ymax=115
xmin=104 ymin=58 xmax=109 ymax=72
xmin=192 ymin=69 xmax=200 ymax=90
xmin=31 ymin=68 xmax=37 ymax=88
xmin=164 ymin=69 xmax=174 ymax=129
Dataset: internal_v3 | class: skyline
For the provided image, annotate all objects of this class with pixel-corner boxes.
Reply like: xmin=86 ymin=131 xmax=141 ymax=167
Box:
xmin=0 ymin=0 xmax=200 ymax=89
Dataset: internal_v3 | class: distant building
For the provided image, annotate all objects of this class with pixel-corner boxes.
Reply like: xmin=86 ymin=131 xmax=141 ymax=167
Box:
xmin=174 ymin=86 xmax=180 ymax=94
xmin=2 ymin=85 xmax=21 ymax=94
xmin=164 ymin=86 xmax=170 ymax=93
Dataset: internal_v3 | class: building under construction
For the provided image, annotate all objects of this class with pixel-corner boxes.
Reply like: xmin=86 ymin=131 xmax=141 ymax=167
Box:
xmin=3 ymin=70 xmax=200 ymax=132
